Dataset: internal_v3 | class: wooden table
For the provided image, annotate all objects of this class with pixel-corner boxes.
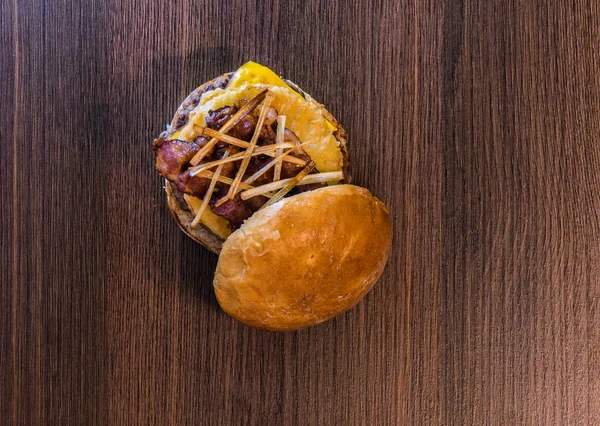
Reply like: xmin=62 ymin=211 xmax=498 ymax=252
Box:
xmin=2 ymin=1 xmax=599 ymax=424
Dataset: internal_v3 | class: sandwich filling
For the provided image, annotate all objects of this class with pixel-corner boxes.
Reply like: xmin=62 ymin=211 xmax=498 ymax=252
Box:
xmin=154 ymin=62 xmax=344 ymax=238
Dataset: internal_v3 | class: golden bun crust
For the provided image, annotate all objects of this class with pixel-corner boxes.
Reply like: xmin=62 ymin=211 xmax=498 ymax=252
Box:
xmin=213 ymin=185 xmax=392 ymax=331
xmin=160 ymin=73 xmax=349 ymax=251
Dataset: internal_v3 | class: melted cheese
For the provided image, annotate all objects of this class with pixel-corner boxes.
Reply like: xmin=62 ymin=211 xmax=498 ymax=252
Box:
xmin=228 ymin=62 xmax=336 ymax=130
xmin=183 ymin=194 xmax=232 ymax=239
xmin=227 ymin=61 xmax=303 ymax=97
xmin=172 ymin=84 xmax=343 ymax=172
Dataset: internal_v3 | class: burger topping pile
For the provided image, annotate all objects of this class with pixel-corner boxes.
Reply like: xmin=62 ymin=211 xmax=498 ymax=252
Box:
xmin=154 ymin=89 xmax=344 ymax=231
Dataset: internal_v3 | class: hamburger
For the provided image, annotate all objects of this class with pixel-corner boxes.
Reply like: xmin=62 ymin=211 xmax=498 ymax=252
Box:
xmin=154 ymin=62 xmax=392 ymax=331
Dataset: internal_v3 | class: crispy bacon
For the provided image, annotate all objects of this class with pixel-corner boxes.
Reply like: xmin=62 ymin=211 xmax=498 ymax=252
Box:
xmin=280 ymin=151 xmax=311 ymax=178
xmin=155 ymin=138 xmax=214 ymax=198
xmin=154 ymin=138 xmax=207 ymax=181
xmin=277 ymin=128 xmax=311 ymax=177
xmin=154 ymin=103 xmax=324 ymax=230
xmin=251 ymin=105 xmax=278 ymax=126
xmin=293 ymin=181 xmax=327 ymax=194
xmin=259 ymin=125 xmax=276 ymax=143
xmin=211 ymin=197 xmax=253 ymax=229
xmin=243 ymin=195 xmax=268 ymax=211
xmin=206 ymin=106 xmax=258 ymax=141
xmin=177 ymin=169 xmax=211 ymax=198
xmin=215 ymin=160 xmax=238 ymax=194
xmin=243 ymin=156 xmax=274 ymax=186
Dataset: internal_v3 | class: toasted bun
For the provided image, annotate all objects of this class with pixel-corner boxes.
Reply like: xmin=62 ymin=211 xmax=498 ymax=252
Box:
xmin=213 ymin=185 xmax=392 ymax=331
xmin=164 ymin=181 xmax=225 ymax=253
xmin=160 ymin=73 xmax=348 ymax=253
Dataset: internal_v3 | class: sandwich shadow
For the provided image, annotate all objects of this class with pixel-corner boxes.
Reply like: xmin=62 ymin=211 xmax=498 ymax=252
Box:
xmin=177 ymin=235 xmax=221 ymax=312
xmin=150 ymin=47 xmax=236 ymax=311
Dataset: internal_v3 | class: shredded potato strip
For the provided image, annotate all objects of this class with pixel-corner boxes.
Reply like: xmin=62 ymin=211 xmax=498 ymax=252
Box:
xmin=240 ymin=171 xmax=344 ymax=200
xmin=195 ymin=170 xmax=254 ymax=191
xmin=274 ymin=116 xmax=286 ymax=181
xmin=189 ymin=89 xmax=268 ymax=166
xmin=216 ymin=93 xmax=274 ymax=207
xmin=189 ymin=143 xmax=294 ymax=176
xmin=198 ymin=127 xmax=250 ymax=149
xmin=199 ymin=126 xmax=306 ymax=166
xmin=190 ymin=147 xmax=232 ymax=228
xmin=243 ymin=149 xmax=292 ymax=186
xmin=258 ymin=161 xmax=315 ymax=210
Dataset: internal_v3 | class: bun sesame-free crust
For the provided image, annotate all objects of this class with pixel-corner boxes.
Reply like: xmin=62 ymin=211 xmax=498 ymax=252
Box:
xmin=213 ymin=185 xmax=392 ymax=331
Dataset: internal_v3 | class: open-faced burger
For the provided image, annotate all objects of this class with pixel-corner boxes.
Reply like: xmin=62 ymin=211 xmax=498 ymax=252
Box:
xmin=154 ymin=62 xmax=392 ymax=331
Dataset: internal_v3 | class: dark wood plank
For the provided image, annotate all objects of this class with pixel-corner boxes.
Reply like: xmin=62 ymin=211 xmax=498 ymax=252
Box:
xmin=1 ymin=0 xmax=599 ymax=424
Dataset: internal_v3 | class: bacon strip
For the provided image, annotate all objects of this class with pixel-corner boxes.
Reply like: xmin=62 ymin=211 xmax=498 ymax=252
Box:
xmin=154 ymin=138 xmax=202 ymax=181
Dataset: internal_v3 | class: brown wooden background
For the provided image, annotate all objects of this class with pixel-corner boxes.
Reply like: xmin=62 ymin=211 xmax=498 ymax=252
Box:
xmin=2 ymin=0 xmax=600 ymax=424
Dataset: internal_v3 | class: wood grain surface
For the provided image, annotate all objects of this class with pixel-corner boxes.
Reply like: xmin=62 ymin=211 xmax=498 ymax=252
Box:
xmin=2 ymin=0 xmax=600 ymax=424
